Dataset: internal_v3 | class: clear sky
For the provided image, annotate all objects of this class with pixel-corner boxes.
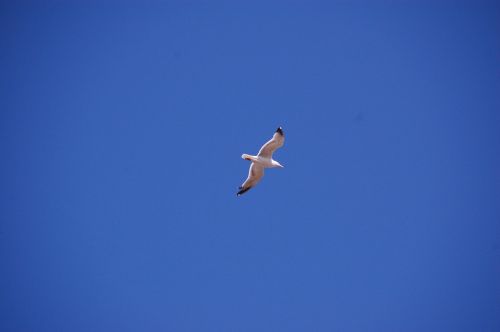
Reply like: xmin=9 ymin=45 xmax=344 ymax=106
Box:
xmin=1 ymin=1 xmax=499 ymax=331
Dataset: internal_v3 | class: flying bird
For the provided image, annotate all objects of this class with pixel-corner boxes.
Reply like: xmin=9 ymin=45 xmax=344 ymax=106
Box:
xmin=237 ymin=127 xmax=285 ymax=196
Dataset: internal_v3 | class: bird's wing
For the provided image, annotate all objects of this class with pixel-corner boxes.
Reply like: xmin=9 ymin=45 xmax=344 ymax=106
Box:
xmin=257 ymin=127 xmax=285 ymax=158
xmin=237 ymin=163 xmax=264 ymax=196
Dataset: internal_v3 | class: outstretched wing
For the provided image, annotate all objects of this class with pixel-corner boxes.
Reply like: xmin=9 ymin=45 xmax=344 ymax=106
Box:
xmin=257 ymin=127 xmax=285 ymax=158
xmin=237 ymin=163 xmax=264 ymax=196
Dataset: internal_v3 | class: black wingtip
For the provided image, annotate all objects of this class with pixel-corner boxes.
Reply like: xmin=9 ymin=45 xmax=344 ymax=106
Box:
xmin=236 ymin=187 xmax=251 ymax=196
xmin=276 ymin=127 xmax=284 ymax=136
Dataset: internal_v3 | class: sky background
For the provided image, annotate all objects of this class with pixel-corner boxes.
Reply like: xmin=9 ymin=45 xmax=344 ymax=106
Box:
xmin=1 ymin=1 xmax=500 ymax=331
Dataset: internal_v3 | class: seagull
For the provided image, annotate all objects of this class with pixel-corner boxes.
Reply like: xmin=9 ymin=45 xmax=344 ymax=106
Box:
xmin=237 ymin=127 xmax=285 ymax=196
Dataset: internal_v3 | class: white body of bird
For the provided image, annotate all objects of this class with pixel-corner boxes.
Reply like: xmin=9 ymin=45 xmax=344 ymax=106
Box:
xmin=241 ymin=154 xmax=283 ymax=168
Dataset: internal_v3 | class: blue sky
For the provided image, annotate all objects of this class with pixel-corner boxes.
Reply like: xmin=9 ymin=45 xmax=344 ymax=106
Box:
xmin=1 ymin=1 xmax=499 ymax=331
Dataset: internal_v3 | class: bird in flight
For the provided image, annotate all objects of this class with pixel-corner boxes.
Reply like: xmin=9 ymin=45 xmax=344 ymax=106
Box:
xmin=237 ymin=127 xmax=285 ymax=196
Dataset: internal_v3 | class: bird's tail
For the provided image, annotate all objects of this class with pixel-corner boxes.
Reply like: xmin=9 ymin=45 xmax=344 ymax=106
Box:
xmin=241 ymin=154 xmax=252 ymax=161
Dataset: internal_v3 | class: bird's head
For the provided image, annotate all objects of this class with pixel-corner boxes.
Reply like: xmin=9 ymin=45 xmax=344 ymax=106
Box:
xmin=273 ymin=161 xmax=284 ymax=168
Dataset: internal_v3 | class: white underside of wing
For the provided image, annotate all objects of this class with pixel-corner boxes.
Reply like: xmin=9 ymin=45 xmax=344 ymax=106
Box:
xmin=241 ymin=163 xmax=264 ymax=188
xmin=257 ymin=132 xmax=284 ymax=158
